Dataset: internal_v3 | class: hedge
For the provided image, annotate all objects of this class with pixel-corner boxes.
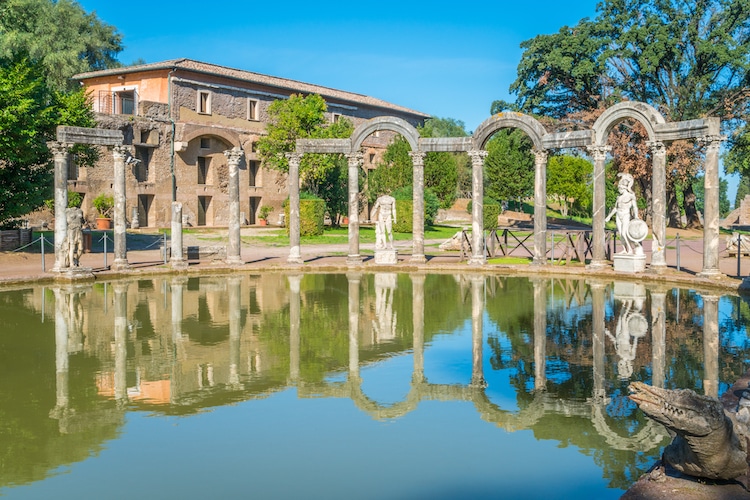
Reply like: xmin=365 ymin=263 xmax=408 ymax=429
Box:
xmin=285 ymin=197 xmax=326 ymax=236
xmin=467 ymin=198 xmax=500 ymax=230
xmin=394 ymin=200 xmax=412 ymax=233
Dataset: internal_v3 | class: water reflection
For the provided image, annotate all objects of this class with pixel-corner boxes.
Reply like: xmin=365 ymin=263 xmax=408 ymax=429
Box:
xmin=1 ymin=273 xmax=749 ymax=497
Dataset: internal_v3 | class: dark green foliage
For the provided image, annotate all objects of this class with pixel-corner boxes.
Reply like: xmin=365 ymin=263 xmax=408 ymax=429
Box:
xmin=547 ymin=155 xmax=593 ymax=217
xmin=284 ymin=193 xmax=326 ymax=236
xmin=392 ymin=185 xmax=439 ymax=230
xmin=735 ymin=175 xmax=750 ymax=209
xmin=484 ymin=129 xmax=534 ymax=204
xmin=394 ymin=200 xmax=412 ymax=233
xmin=367 ymin=135 xmax=412 ymax=202
xmin=693 ymin=177 xmax=731 ymax=218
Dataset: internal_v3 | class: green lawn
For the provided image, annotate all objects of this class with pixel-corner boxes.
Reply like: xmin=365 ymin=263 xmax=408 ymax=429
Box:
xmin=242 ymin=224 xmax=462 ymax=246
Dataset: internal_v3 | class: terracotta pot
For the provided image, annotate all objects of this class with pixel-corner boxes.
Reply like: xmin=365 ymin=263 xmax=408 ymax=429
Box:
xmin=96 ymin=217 xmax=112 ymax=230
xmin=259 ymin=219 xmax=267 ymax=226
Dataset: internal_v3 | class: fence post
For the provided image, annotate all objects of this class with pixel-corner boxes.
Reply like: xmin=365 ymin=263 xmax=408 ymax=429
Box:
xmin=737 ymin=233 xmax=742 ymax=277
xmin=40 ymin=235 xmax=45 ymax=271
xmin=103 ymin=233 xmax=108 ymax=269
xmin=163 ymin=231 xmax=168 ymax=264
xmin=550 ymin=231 xmax=554 ymax=263
xmin=676 ymin=234 xmax=681 ymax=272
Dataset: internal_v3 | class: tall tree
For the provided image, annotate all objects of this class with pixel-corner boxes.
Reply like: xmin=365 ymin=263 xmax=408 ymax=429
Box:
xmin=418 ymin=117 xmax=469 ymax=209
xmin=0 ymin=0 xmax=123 ymax=91
xmin=505 ymin=0 xmax=750 ymax=227
xmin=547 ymin=155 xmax=594 ymax=217
xmin=256 ymin=94 xmax=354 ymax=219
xmin=484 ymin=129 xmax=535 ymax=208
xmin=0 ymin=57 xmax=96 ymax=226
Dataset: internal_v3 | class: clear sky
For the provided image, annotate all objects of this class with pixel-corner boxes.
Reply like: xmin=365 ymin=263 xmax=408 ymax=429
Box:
xmin=76 ymin=0 xmax=740 ymax=203
xmin=76 ymin=0 xmax=601 ymax=133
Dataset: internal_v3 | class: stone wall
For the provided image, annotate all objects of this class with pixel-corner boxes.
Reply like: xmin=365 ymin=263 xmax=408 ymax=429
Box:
xmin=740 ymin=195 xmax=750 ymax=225
xmin=0 ymin=229 xmax=32 ymax=251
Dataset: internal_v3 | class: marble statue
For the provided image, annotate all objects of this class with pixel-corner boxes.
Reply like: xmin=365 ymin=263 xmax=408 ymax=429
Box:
xmin=372 ymin=195 xmax=397 ymax=250
xmin=606 ymin=173 xmax=644 ymax=255
xmin=63 ymin=207 xmax=84 ymax=267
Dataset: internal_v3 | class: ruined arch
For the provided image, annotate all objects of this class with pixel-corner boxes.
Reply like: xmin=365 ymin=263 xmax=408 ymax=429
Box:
xmin=591 ymin=101 xmax=666 ymax=146
xmin=350 ymin=116 xmax=421 ymax=152
xmin=472 ymin=112 xmax=548 ymax=151
xmin=180 ymin=126 xmax=241 ymax=149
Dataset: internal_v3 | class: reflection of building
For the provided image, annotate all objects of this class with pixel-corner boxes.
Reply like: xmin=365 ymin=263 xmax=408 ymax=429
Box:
xmin=70 ymin=59 xmax=428 ymax=227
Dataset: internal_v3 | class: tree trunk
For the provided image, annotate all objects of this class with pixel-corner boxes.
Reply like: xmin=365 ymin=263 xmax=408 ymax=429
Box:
xmin=682 ymin=183 xmax=702 ymax=229
xmin=667 ymin=187 xmax=682 ymax=228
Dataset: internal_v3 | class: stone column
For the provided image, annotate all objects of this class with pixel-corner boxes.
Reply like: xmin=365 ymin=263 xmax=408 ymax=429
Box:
xmin=468 ymin=150 xmax=488 ymax=266
xmin=409 ymin=151 xmax=427 ymax=263
xmin=702 ymin=294 xmax=720 ymax=398
xmin=286 ymin=153 xmax=303 ymax=264
xmin=170 ymin=202 xmax=187 ymax=269
xmin=532 ymin=278 xmax=547 ymax=391
xmin=591 ymin=283 xmax=607 ymax=403
xmin=698 ymin=136 xmax=727 ymax=278
xmin=347 ymin=273 xmax=361 ymax=382
xmin=587 ymin=145 xmax=611 ymax=268
xmin=113 ymin=283 xmax=129 ymax=405
xmin=648 ymin=141 xmax=667 ymax=270
xmin=49 ymin=142 xmax=70 ymax=271
xmin=112 ymin=146 xmax=130 ymax=270
xmin=532 ymin=150 xmax=548 ymax=266
xmin=470 ymin=275 xmax=486 ymax=387
xmin=650 ymin=290 xmax=667 ymax=388
xmin=225 ymin=147 xmax=244 ymax=266
xmin=228 ymin=277 xmax=242 ymax=387
xmin=346 ymin=152 xmax=363 ymax=265
xmin=289 ymin=274 xmax=302 ymax=383
xmin=411 ymin=274 xmax=426 ymax=384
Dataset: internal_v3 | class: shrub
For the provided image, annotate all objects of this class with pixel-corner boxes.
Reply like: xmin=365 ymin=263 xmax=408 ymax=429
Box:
xmin=284 ymin=192 xmax=325 ymax=236
xmin=93 ymin=193 xmax=114 ymax=218
xmin=467 ymin=197 xmax=500 ymax=230
xmin=390 ymin=185 xmax=439 ymax=233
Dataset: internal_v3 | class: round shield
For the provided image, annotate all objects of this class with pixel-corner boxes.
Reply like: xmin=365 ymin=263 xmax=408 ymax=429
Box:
xmin=628 ymin=219 xmax=649 ymax=242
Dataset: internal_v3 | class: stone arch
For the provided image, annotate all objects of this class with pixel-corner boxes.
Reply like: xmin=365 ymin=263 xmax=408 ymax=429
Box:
xmin=180 ymin=126 xmax=241 ymax=149
xmin=350 ymin=116 xmax=421 ymax=152
xmin=592 ymin=101 xmax=666 ymax=145
xmin=472 ymin=112 xmax=548 ymax=150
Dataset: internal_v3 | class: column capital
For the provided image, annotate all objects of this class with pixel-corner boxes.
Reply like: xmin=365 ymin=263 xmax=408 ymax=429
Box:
xmin=532 ymin=149 xmax=548 ymax=164
xmin=285 ymin=152 xmax=303 ymax=164
xmin=408 ymin=150 xmax=426 ymax=165
xmin=468 ymin=149 xmax=488 ymax=163
xmin=698 ymin=135 xmax=727 ymax=153
xmin=47 ymin=142 xmax=72 ymax=159
xmin=345 ymin=151 xmax=364 ymax=166
xmin=647 ymin=141 xmax=666 ymax=156
xmin=112 ymin=144 xmax=131 ymax=158
xmin=586 ymin=144 xmax=611 ymax=161
xmin=224 ymin=146 xmax=244 ymax=164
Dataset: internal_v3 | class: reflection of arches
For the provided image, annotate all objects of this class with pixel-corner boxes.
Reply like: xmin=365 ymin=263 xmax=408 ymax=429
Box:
xmin=472 ymin=112 xmax=548 ymax=150
xmin=591 ymin=101 xmax=665 ymax=145
xmin=350 ymin=116 xmax=420 ymax=152
xmin=590 ymin=403 xmax=668 ymax=452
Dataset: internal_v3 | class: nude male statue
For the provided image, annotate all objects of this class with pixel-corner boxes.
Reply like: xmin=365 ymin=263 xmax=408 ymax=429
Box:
xmin=372 ymin=195 xmax=397 ymax=250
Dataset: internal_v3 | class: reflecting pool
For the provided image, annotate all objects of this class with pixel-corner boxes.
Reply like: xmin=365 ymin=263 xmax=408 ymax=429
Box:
xmin=1 ymin=273 xmax=749 ymax=499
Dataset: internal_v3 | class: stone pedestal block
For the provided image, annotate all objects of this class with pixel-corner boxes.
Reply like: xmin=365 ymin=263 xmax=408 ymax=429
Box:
xmin=613 ymin=254 xmax=646 ymax=273
xmin=374 ymin=249 xmax=397 ymax=265
xmin=54 ymin=267 xmax=94 ymax=280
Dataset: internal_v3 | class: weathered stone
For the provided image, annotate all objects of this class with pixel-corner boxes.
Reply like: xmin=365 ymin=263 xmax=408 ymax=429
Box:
xmin=374 ymin=248 xmax=397 ymax=265
xmin=56 ymin=126 xmax=123 ymax=146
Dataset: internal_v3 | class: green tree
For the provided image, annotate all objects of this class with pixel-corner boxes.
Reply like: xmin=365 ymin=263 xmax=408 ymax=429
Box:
xmin=735 ymin=175 xmax=750 ymax=209
xmin=0 ymin=57 xmax=96 ymax=227
xmin=0 ymin=0 xmax=123 ymax=91
xmin=507 ymin=0 xmax=750 ymax=226
xmin=418 ymin=117 xmax=469 ymax=209
xmin=547 ymin=155 xmax=593 ymax=217
xmin=693 ymin=177 xmax=730 ymax=218
xmin=484 ymin=129 xmax=534 ymax=208
xmin=366 ymin=135 xmax=413 ymax=202
xmin=256 ymin=94 xmax=354 ymax=221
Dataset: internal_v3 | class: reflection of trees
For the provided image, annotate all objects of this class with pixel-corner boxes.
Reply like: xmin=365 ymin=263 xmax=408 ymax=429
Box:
xmin=0 ymin=290 xmax=121 ymax=489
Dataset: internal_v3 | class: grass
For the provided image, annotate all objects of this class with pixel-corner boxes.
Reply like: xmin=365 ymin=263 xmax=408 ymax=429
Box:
xmin=241 ymin=224 xmax=461 ymax=247
xmin=487 ymin=256 xmax=532 ymax=265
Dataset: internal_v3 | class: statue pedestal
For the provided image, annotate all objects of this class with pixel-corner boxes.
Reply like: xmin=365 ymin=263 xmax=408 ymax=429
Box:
xmin=374 ymin=249 xmax=397 ymax=265
xmin=54 ymin=267 xmax=94 ymax=280
xmin=613 ymin=254 xmax=646 ymax=273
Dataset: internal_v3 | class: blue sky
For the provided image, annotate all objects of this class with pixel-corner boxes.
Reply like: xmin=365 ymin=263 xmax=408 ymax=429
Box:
xmin=76 ymin=0 xmax=601 ymax=132
xmin=76 ymin=0 xmax=740 ymax=203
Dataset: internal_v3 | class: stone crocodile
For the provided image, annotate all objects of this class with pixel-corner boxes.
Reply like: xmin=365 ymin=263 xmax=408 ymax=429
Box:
xmin=629 ymin=381 xmax=748 ymax=480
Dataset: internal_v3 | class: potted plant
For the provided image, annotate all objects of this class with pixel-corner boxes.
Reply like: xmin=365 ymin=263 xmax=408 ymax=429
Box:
xmin=258 ymin=205 xmax=273 ymax=226
xmin=93 ymin=193 xmax=114 ymax=229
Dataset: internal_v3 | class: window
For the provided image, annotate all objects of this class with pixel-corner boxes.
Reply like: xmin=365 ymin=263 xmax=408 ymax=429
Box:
xmin=247 ymin=99 xmax=259 ymax=121
xmin=198 ymin=91 xmax=211 ymax=114
xmin=118 ymin=90 xmax=135 ymax=114
xmin=200 ymin=137 xmax=210 ymax=149
xmin=248 ymin=160 xmax=260 ymax=187
xmin=197 ymin=157 xmax=209 ymax=185
xmin=331 ymin=113 xmax=342 ymax=123
xmin=134 ymin=146 xmax=151 ymax=182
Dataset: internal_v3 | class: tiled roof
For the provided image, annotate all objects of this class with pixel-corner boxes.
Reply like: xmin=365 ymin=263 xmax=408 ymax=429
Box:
xmin=73 ymin=58 xmax=430 ymax=118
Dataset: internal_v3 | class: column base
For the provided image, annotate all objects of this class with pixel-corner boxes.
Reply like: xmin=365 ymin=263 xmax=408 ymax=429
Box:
xmin=531 ymin=257 xmax=547 ymax=267
xmin=225 ymin=257 xmax=244 ymax=267
xmin=647 ymin=263 xmax=668 ymax=274
xmin=586 ymin=259 xmax=609 ymax=270
xmin=468 ymin=256 xmax=486 ymax=266
xmin=697 ymin=269 xmax=724 ymax=279
xmin=111 ymin=259 xmax=130 ymax=271
xmin=52 ymin=267 xmax=94 ymax=280
xmin=170 ymin=259 xmax=189 ymax=270
xmin=346 ymin=254 xmax=363 ymax=266
xmin=410 ymin=254 xmax=426 ymax=264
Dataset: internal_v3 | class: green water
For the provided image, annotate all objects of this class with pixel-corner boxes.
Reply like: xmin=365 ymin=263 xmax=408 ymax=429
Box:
xmin=0 ymin=273 xmax=748 ymax=499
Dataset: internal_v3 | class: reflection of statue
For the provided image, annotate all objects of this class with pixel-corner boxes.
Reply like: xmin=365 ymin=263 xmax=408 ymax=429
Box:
xmin=63 ymin=207 xmax=84 ymax=267
xmin=372 ymin=195 xmax=397 ymax=250
xmin=606 ymin=297 xmax=647 ymax=380
xmin=605 ymin=173 xmax=644 ymax=255
xmin=372 ymin=273 xmax=397 ymax=341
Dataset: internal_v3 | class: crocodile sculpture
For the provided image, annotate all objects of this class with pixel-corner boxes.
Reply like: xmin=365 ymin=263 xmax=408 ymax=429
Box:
xmin=628 ymin=381 xmax=748 ymax=480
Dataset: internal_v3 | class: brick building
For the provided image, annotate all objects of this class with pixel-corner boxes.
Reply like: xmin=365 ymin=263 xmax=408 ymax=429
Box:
xmin=72 ymin=59 xmax=429 ymax=228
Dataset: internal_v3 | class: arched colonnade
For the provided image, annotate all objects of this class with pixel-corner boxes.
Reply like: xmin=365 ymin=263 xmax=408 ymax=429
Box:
xmin=291 ymin=103 xmax=724 ymax=274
